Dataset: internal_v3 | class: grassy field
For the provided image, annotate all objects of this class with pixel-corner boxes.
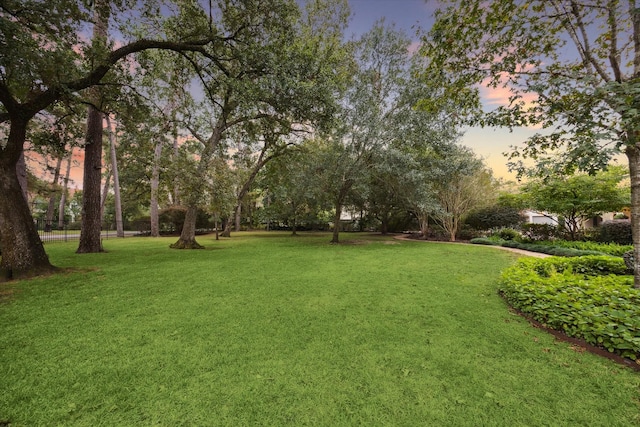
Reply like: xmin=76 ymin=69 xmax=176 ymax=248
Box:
xmin=1 ymin=232 xmax=638 ymax=426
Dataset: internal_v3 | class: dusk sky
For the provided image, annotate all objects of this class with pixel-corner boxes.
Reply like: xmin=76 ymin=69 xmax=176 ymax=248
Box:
xmin=346 ymin=0 xmax=540 ymax=181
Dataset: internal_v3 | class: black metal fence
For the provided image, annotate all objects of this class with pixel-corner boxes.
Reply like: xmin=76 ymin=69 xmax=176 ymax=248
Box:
xmin=35 ymin=219 xmax=147 ymax=243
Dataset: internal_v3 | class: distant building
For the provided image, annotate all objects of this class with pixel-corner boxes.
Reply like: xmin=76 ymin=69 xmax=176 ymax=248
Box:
xmin=523 ymin=210 xmax=557 ymax=225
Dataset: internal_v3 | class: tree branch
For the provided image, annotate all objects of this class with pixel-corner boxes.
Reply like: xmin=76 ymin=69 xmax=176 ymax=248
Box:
xmin=632 ymin=0 xmax=640 ymax=78
xmin=23 ymin=37 xmax=221 ymax=119
xmin=607 ymin=0 xmax=622 ymax=82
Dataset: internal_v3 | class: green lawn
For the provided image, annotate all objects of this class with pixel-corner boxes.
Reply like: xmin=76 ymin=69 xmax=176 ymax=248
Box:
xmin=1 ymin=232 xmax=638 ymax=426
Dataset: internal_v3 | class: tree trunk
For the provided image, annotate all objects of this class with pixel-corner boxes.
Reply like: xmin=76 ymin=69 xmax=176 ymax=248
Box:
xmin=170 ymin=205 xmax=204 ymax=249
xmin=626 ymin=145 xmax=640 ymax=288
xmin=100 ymin=168 xmax=111 ymax=222
xmin=418 ymin=213 xmax=428 ymax=237
xmin=331 ymin=201 xmax=341 ymax=244
xmin=234 ymin=203 xmax=241 ymax=232
xmin=45 ymin=156 xmax=63 ymax=232
xmin=16 ymin=151 xmax=28 ymax=205
xmin=77 ymin=104 xmax=105 ymax=253
xmin=77 ymin=1 xmax=108 ymax=253
xmin=58 ymin=153 xmax=72 ymax=229
xmin=0 ymin=118 xmax=56 ymax=280
xmin=380 ymin=217 xmax=388 ymax=235
xmin=221 ymin=216 xmax=232 ymax=237
xmin=150 ymin=139 xmax=163 ymax=237
xmin=172 ymin=129 xmax=180 ymax=206
xmin=106 ymin=115 xmax=124 ymax=237
xmin=449 ymin=216 xmax=457 ymax=242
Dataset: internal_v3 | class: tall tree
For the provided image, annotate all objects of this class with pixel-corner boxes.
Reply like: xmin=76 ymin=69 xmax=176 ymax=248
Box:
xmin=420 ymin=0 xmax=640 ymax=284
xmin=58 ymin=152 xmax=73 ymax=229
xmin=323 ymin=23 xmax=414 ymax=243
xmin=105 ymin=115 xmax=124 ymax=237
xmin=76 ymin=0 xmax=109 ymax=254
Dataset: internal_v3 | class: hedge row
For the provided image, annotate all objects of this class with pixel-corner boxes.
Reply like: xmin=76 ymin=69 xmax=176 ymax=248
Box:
xmin=498 ymin=256 xmax=640 ymax=360
xmin=469 ymin=238 xmax=609 ymax=257
xmin=536 ymin=240 xmax=633 ymax=257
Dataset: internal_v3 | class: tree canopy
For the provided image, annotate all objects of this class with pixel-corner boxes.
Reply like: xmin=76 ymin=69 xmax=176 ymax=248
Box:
xmin=419 ymin=0 xmax=640 ymax=286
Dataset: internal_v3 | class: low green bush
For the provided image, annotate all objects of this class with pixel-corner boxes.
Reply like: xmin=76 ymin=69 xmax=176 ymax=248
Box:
xmin=465 ymin=205 xmax=526 ymax=230
xmin=501 ymin=240 xmax=605 ymax=257
xmin=498 ymin=227 xmax=521 ymax=241
xmin=499 ymin=257 xmax=640 ymax=360
xmin=598 ymin=220 xmax=632 ymax=245
xmin=469 ymin=237 xmax=501 ymax=246
xmin=524 ymin=255 xmax=629 ymax=277
xmin=537 ymin=240 xmax=632 ymax=257
xmin=521 ymin=223 xmax=560 ymax=242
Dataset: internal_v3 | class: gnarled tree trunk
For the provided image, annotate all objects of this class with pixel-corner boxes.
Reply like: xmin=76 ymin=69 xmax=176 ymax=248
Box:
xmin=170 ymin=206 xmax=204 ymax=249
xmin=0 ymin=118 xmax=56 ymax=280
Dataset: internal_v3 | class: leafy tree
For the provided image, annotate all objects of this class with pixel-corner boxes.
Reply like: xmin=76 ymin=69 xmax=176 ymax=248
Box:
xmin=77 ymin=0 xmax=110 ymax=254
xmin=464 ymin=205 xmax=526 ymax=231
xmin=163 ymin=0 xmax=349 ymax=248
xmin=323 ymin=22 xmax=421 ymax=243
xmin=420 ymin=145 xmax=495 ymax=241
xmin=419 ymin=0 xmax=640 ymax=283
xmin=521 ymin=167 xmax=630 ymax=240
xmin=260 ymin=142 xmax=327 ymax=235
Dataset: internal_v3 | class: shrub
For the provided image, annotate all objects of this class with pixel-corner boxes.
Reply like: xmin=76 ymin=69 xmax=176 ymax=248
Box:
xmin=469 ymin=237 xmax=501 ymax=246
xmin=501 ymin=241 xmax=605 ymax=257
xmin=524 ymin=255 xmax=629 ymax=277
xmin=456 ymin=224 xmax=482 ymax=241
xmin=498 ymin=228 xmax=521 ymax=241
xmin=465 ymin=206 xmax=526 ymax=230
xmin=538 ymin=240 xmax=632 ymax=257
xmin=499 ymin=257 xmax=640 ymax=360
xmin=597 ymin=220 xmax=632 ymax=245
xmin=521 ymin=223 xmax=559 ymax=242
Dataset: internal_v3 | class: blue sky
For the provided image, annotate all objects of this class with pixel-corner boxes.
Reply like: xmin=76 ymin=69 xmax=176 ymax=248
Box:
xmin=346 ymin=0 xmax=538 ymax=181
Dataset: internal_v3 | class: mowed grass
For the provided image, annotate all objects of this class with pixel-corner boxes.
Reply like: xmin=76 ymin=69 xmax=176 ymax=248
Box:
xmin=1 ymin=232 xmax=638 ymax=426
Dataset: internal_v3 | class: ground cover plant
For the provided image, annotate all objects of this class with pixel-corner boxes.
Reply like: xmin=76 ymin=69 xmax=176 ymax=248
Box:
xmin=1 ymin=233 xmax=639 ymax=426
xmin=535 ymin=240 xmax=633 ymax=257
xmin=470 ymin=237 xmax=630 ymax=258
xmin=499 ymin=256 xmax=640 ymax=360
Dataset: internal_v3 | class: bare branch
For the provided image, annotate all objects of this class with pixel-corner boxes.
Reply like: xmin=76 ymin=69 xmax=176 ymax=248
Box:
xmin=608 ymin=0 xmax=622 ymax=82
xmin=632 ymin=0 xmax=640 ymax=78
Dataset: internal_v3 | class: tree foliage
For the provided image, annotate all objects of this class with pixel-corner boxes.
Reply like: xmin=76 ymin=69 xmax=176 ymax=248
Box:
xmin=521 ymin=166 xmax=630 ymax=240
xmin=420 ymin=0 xmax=640 ymax=285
